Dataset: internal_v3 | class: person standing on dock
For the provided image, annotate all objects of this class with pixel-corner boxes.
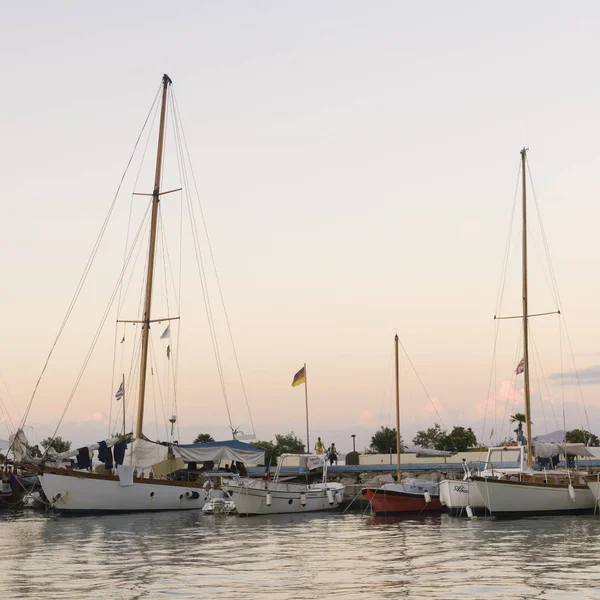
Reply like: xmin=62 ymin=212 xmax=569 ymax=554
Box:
xmin=327 ymin=443 xmax=338 ymax=466
xmin=315 ymin=437 xmax=326 ymax=455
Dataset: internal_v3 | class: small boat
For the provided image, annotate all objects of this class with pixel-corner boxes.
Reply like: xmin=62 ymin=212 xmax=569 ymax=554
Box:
xmin=363 ymin=479 xmax=442 ymax=514
xmin=223 ymin=454 xmax=345 ymax=515
xmin=362 ymin=335 xmax=443 ymax=515
xmin=202 ymin=497 xmax=236 ymax=515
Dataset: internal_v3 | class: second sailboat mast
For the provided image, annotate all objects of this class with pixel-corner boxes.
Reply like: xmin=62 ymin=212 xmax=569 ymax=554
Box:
xmin=135 ymin=74 xmax=172 ymax=439
xmin=394 ymin=334 xmax=401 ymax=482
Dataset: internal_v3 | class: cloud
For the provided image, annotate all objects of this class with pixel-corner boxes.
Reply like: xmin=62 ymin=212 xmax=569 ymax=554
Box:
xmin=86 ymin=412 xmax=104 ymax=422
xmin=358 ymin=410 xmax=374 ymax=423
xmin=549 ymin=365 xmax=600 ymax=386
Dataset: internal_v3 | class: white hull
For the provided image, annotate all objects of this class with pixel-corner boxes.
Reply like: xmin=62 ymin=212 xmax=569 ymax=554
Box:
xmin=472 ymin=478 xmax=595 ymax=516
xmin=40 ymin=471 xmax=220 ymax=513
xmin=585 ymin=478 xmax=600 ymax=503
xmin=439 ymin=479 xmax=486 ymax=512
xmin=224 ymin=481 xmax=345 ymax=515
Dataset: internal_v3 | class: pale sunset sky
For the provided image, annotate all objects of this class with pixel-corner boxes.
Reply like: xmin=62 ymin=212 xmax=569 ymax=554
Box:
xmin=1 ymin=2 xmax=600 ymax=453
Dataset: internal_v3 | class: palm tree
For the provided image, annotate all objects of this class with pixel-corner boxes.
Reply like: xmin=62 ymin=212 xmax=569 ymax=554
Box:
xmin=510 ymin=413 xmax=531 ymax=445
xmin=509 ymin=413 xmax=528 ymax=426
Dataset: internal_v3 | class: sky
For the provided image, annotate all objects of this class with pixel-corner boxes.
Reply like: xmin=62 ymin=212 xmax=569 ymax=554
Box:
xmin=1 ymin=2 xmax=600 ymax=453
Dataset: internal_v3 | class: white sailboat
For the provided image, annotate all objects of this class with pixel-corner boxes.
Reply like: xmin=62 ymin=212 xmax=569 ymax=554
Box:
xmin=12 ymin=74 xmax=263 ymax=514
xmin=469 ymin=149 xmax=594 ymax=517
xmin=223 ymin=454 xmax=345 ymax=516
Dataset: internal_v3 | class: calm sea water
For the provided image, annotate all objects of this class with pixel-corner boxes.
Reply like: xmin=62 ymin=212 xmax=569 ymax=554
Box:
xmin=1 ymin=510 xmax=599 ymax=599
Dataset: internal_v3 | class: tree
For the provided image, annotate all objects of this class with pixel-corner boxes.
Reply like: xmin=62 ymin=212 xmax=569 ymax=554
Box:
xmin=274 ymin=432 xmax=305 ymax=454
xmin=254 ymin=440 xmax=278 ymax=466
xmin=40 ymin=436 xmax=72 ymax=454
xmin=370 ymin=426 xmax=405 ymax=453
xmin=193 ymin=433 xmax=215 ymax=444
xmin=25 ymin=444 xmax=42 ymax=458
xmin=412 ymin=423 xmax=445 ymax=449
xmin=565 ymin=429 xmax=600 ymax=446
xmin=436 ymin=426 xmax=477 ymax=452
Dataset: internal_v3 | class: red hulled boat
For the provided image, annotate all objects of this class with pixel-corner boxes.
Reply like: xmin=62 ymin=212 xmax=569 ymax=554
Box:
xmin=364 ymin=482 xmax=443 ymax=515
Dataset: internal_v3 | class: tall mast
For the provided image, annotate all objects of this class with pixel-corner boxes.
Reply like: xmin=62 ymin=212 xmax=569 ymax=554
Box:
xmin=135 ymin=73 xmax=172 ymax=439
xmin=304 ymin=363 xmax=310 ymax=453
xmin=394 ymin=334 xmax=401 ymax=482
xmin=521 ymin=147 xmax=533 ymax=468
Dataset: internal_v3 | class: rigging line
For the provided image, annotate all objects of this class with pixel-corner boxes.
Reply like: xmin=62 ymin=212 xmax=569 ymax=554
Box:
xmin=0 ymin=371 xmax=20 ymax=425
xmin=108 ymin=320 xmax=118 ymax=437
xmin=526 ymin=161 xmax=561 ymax=308
xmin=158 ymin=210 xmax=181 ymax=314
xmin=149 ymin=335 xmax=169 ymax=440
xmin=481 ymin=318 xmax=501 ymax=444
xmin=110 ymin=92 xmax=161 ymax=437
xmin=527 ymin=227 xmax=560 ymax=311
xmin=0 ymin=395 xmax=13 ymax=436
xmin=156 ymin=220 xmax=172 ymax=418
xmin=149 ymin=340 xmax=160 ymax=444
xmin=379 ymin=351 xmax=394 ymax=423
xmin=110 ymin=213 xmax=153 ymax=434
xmin=559 ymin=318 xmax=565 ymax=434
xmin=527 ymin=162 xmax=591 ymax=433
xmin=175 ymin=121 xmax=183 ymax=443
xmin=157 ymin=211 xmax=181 ymax=423
xmin=170 ymin=100 xmax=229 ymax=409
xmin=170 ymin=101 xmax=233 ymax=431
xmin=500 ymin=327 xmax=523 ymax=443
xmin=395 ymin=338 xmax=448 ymax=433
xmin=171 ymin=88 xmax=255 ymax=436
xmin=529 ymin=324 xmax=560 ymax=431
xmin=528 ymin=330 xmax=548 ymax=434
xmin=43 ymin=202 xmax=153 ymax=452
xmin=19 ymin=84 xmax=162 ymax=432
xmin=495 ymin=159 xmax=522 ymax=316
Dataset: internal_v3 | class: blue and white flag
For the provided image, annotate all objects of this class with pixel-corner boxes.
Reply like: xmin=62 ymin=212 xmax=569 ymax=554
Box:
xmin=115 ymin=382 xmax=124 ymax=401
xmin=515 ymin=358 xmax=524 ymax=375
xmin=160 ymin=324 xmax=170 ymax=340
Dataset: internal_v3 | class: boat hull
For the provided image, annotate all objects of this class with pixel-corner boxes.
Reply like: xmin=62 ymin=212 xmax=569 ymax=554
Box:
xmin=224 ymin=482 xmax=345 ymax=515
xmin=439 ymin=479 xmax=487 ymax=515
xmin=472 ymin=477 xmax=595 ymax=517
xmin=39 ymin=471 xmax=216 ymax=514
xmin=584 ymin=476 xmax=600 ymax=504
xmin=364 ymin=488 xmax=443 ymax=515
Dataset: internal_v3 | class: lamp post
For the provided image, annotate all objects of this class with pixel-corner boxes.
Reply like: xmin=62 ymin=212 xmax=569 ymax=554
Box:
xmin=351 ymin=434 xmax=356 ymax=452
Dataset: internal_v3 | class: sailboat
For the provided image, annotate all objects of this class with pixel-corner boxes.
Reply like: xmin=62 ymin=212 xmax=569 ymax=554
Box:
xmin=11 ymin=74 xmax=264 ymax=514
xmin=223 ymin=453 xmax=345 ymax=515
xmin=469 ymin=149 xmax=594 ymax=517
xmin=362 ymin=335 xmax=443 ymax=515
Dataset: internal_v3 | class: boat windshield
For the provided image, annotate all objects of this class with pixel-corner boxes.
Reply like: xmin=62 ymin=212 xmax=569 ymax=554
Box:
xmin=484 ymin=447 xmax=523 ymax=470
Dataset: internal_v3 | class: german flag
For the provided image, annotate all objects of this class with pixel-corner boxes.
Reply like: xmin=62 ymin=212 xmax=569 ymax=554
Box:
xmin=291 ymin=366 xmax=306 ymax=387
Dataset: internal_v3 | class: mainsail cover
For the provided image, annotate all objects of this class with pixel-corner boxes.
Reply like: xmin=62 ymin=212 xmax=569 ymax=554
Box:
xmin=532 ymin=441 xmax=596 ymax=458
xmin=172 ymin=439 xmax=265 ymax=464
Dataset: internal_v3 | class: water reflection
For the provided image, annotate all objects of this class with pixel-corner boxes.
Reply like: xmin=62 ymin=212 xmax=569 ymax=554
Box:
xmin=0 ymin=511 xmax=599 ymax=599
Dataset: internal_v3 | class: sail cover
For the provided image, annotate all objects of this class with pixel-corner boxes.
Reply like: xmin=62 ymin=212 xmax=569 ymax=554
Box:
xmin=172 ymin=440 xmax=264 ymax=464
xmin=532 ymin=441 xmax=596 ymax=458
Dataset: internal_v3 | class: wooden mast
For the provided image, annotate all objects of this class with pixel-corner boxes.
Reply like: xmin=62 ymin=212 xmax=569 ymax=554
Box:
xmin=394 ymin=334 xmax=401 ymax=482
xmin=521 ymin=147 xmax=533 ymax=468
xmin=304 ymin=363 xmax=310 ymax=453
xmin=135 ymin=73 xmax=172 ymax=439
